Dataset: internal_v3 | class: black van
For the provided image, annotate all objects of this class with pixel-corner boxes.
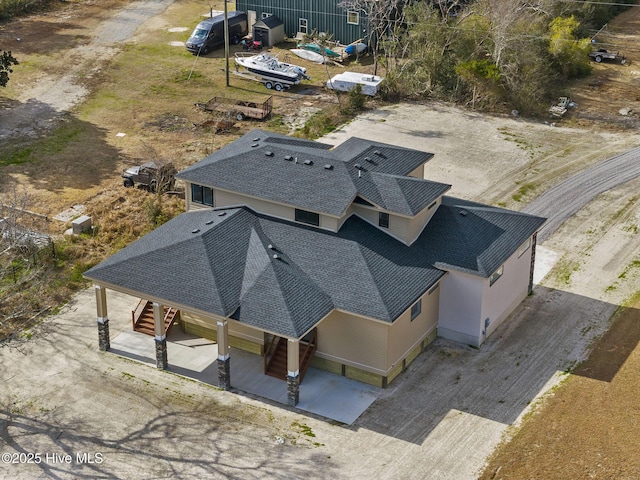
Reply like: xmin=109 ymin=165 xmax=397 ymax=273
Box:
xmin=185 ymin=11 xmax=248 ymax=55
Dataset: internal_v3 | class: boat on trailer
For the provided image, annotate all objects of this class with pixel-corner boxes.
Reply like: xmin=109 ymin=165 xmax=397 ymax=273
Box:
xmin=234 ymin=52 xmax=310 ymax=90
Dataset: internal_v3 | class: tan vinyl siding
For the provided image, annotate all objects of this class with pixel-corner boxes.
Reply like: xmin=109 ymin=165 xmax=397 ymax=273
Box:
xmin=181 ymin=311 xmax=264 ymax=354
xmin=316 ymin=310 xmax=388 ymax=373
xmin=215 ymin=189 xmax=295 ymax=220
xmin=352 ymin=199 xmax=441 ymax=245
xmin=214 ymin=188 xmax=340 ymax=232
xmin=409 ymin=164 xmax=424 ymax=179
xmin=387 ymin=285 xmax=439 ymax=369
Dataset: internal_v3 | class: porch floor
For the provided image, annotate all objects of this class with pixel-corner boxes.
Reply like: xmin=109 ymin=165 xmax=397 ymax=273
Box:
xmin=110 ymin=328 xmax=380 ymax=425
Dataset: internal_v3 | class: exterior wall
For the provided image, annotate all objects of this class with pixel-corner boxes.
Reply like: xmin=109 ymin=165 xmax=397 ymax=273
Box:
xmin=188 ymin=185 xmax=340 ymax=232
xmin=235 ymin=0 xmax=367 ymax=45
xmin=351 ymin=197 xmax=441 ymax=245
xmin=438 ymin=270 xmax=484 ymax=346
xmin=480 ymin=237 xmax=534 ymax=339
xmin=409 ymin=164 xmax=424 ymax=179
xmin=181 ymin=311 xmax=264 ymax=355
xmin=315 ymin=310 xmax=388 ymax=374
xmin=387 ymin=284 xmax=439 ymax=368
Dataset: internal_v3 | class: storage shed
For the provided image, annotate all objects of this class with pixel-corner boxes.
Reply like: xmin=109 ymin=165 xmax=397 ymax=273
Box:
xmin=252 ymin=15 xmax=285 ymax=47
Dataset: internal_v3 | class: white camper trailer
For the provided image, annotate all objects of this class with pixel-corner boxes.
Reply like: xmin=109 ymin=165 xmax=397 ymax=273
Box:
xmin=326 ymin=72 xmax=383 ymax=96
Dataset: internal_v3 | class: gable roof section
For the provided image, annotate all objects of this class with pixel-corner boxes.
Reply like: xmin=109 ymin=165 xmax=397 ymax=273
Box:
xmin=176 ymin=130 xmax=447 ymax=218
xmin=423 ymin=197 xmax=547 ymax=276
xmin=354 ymin=171 xmax=449 ymax=216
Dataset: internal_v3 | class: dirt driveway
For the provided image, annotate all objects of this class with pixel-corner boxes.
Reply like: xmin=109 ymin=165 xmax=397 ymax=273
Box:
xmin=1 ymin=2 xmax=640 ymax=479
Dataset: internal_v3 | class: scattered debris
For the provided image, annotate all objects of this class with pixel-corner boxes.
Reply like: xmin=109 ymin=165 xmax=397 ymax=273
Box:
xmin=619 ymin=107 xmax=633 ymax=116
xmin=549 ymin=97 xmax=571 ymax=118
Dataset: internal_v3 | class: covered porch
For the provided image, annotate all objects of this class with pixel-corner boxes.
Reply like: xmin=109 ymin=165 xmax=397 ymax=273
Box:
xmin=109 ymin=327 xmax=380 ymax=424
xmin=92 ymin=286 xmax=379 ymax=424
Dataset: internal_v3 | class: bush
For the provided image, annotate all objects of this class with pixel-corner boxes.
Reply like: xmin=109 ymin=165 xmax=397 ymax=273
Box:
xmin=0 ymin=0 xmax=58 ymax=21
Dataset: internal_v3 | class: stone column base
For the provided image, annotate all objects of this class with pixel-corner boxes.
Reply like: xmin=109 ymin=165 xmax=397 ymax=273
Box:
xmin=155 ymin=337 xmax=168 ymax=370
xmin=98 ymin=319 xmax=110 ymax=351
xmin=287 ymin=374 xmax=300 ymax=406
xmin=218 ymin=357 xmax=231 ymax=390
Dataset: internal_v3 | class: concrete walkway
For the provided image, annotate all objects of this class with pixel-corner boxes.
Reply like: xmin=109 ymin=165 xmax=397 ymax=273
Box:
xmin=110 ymin=328 xmax=380 ymax=425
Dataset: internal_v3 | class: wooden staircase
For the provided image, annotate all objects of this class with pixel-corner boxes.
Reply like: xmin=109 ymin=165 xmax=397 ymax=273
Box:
xmin=264 ymin=329 xmax=317 ymax=383
xmin=132 ymin=300 xmax=179 ymax=336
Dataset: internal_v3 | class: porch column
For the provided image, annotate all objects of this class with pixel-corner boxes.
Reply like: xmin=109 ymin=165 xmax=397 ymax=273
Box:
xmin=287 ymin=339 xmax=300 ymax=406
xmin=217 ymin=320 xmax=231 ymax=390
xmin=153 ymin=302 xmax=168 ymax=370
xmin=94 ymin=285 xmax=110 ymax=351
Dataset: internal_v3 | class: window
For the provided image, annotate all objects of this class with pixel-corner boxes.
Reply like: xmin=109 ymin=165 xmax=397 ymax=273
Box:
xmin=410 ymin=299 xmax=422 ymax=321
xmin=518 ymin=238 xmax=532 ymax=258
xmin=378 ymin=212 xmax=389 ymax=229
xmin=489 ymin=265 xmax=504 ymax=286
xmin=191 ymin=184 xmax=214 ymax=207
xmin=299 ymin=18 xmax=308 ymax=34
xmin=347 ymin=11 xmax=359 ymax=25
xmin=295 ymin=208 xmax=319 ymax=226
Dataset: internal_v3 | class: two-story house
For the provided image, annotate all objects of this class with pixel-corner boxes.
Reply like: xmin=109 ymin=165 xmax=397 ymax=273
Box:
xmin=84 ymin=130 xmax=545 ymax=406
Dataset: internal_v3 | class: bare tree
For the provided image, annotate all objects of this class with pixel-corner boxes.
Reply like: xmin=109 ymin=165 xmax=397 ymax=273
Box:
xmin=339 ymin=0 xmax=407 ymax=75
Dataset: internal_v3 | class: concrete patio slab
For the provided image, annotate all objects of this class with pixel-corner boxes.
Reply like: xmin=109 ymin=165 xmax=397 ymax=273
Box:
xmin=110 ymin=328 xmax=380 ymax=425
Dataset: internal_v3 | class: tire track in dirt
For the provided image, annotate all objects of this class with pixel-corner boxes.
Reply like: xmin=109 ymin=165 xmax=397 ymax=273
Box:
xmin=523 ymin=146 xmax=640 ymax=242
xmin=1 ymin=0 xmax=175 ymax=141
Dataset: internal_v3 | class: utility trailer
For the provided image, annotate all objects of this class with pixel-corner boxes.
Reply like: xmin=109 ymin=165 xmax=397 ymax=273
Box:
xmin=195 ymin=95 xmax=272 ymax=121
xmin=589 ymin=49 xmax=626 ymax=64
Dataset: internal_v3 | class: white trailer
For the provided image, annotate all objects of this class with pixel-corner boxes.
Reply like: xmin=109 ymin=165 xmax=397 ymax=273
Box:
xmin=326 ymin=72 xmax=384 ymax=96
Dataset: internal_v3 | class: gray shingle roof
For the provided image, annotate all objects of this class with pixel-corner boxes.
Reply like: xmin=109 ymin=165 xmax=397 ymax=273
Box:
xmin=85 ymin=199 xmax=545 ymax=338
xmin=424 ymin=197 xmax=547 ymax=276
xmin=176 ymin=130 xmax=447 ymax=217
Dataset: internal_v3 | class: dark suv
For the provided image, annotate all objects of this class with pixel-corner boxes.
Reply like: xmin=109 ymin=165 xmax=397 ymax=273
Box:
xmin=121 ymin=162 xmax=176 ymax=192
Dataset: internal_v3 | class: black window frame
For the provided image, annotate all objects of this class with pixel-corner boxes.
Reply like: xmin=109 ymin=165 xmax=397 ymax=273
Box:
xmin=295 ymin=208 xmax=320 ymax=226
xmin=410 ymin=299 xmax=422 ymax=321
xmin=378 ymin=212 xmax=390 ymax=229
xmin=191 ymin=183 xmax=214 ymax=207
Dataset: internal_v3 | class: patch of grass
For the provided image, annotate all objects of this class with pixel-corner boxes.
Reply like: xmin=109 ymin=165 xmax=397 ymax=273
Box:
xmin=511 ymin=182 xmax=536 ymax=203
xmin=291 ymin=421 xmax=316 ymax=437
xmin=552 ymin=258 xmax=581 ymax=285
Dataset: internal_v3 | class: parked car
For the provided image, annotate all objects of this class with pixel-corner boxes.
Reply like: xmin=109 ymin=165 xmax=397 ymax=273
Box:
xmin=185 ymin=11 xmax=248 ymax=55
xmin=121 ymin=161 xmax=176 ymax=192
